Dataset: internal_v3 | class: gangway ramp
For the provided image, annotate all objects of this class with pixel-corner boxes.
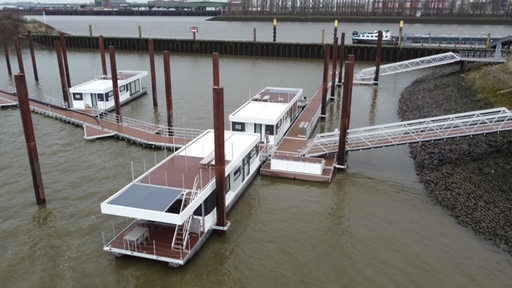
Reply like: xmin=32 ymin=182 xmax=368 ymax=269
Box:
xmin=303 ymin=107 xmax=512 ymax=157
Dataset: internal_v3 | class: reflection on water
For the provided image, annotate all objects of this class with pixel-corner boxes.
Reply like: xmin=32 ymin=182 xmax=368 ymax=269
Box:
xmin=1 ymin=30 xmax=512 ymax=287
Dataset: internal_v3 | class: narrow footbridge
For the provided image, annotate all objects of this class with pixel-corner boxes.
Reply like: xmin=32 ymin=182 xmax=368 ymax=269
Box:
xmin=355 ymin=51 xmax=506 ymax=83
xmin=303 ymin=107 xmax=512 ymax=157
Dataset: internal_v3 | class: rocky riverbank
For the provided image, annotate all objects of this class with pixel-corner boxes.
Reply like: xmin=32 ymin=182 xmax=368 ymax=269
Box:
xmin=398 ymin=64 xmax=512 ymax=256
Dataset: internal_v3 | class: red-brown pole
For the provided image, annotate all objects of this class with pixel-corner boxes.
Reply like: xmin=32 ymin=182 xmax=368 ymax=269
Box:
xmin=14 ymin=36 xmax=24 ymax=74
xmin=321 ymin=44 xmax=330 ymax=117
xmin=148 ymin=39 xmax=158 ymax=109
xmin=163 ymin=51 xmax=173 ymax=129
xmin=213 ymin=85 xmax=227 ymax=232
xmin=330 ymin=36 xmax=338 ymax=98
xmin=337 ymin=32 xmax=345 ymax=84
xmin=27 ymin=31 xmax=39 ymax=81
xmin=346 ymin=55 xmax=355 ymax=128
xmin=336 ymin=55 xmax=355 ymax=167
xmin=212 ymin=52 xmax=220 ymax=87
xmin=60 ymin=33 xmax=71 ymax=88
xmin=3 ymin=37 xmax=12 ymax=76
xmin=15 ymin=73 xmax=46 ymax=205
xmin=373 ymin=30 xmax=383 ymax=85
xmin=109 ymin=46 xmax=121 ymax=122
xmin=55 ymin=41 xmax=69 ymax=106
xmin=99 ymin=35 xmax=107 ymax=75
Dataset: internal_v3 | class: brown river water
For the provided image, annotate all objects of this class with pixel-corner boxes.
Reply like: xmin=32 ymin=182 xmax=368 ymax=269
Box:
xmin=0 ymin=16 xmax=511 ymax=287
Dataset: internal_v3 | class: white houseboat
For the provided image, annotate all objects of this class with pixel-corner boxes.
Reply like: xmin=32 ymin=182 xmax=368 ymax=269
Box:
xmin=352 ymin=29 xmax=394 ymax=45
xmin=101 ymin=129 xmax=261 ymax=267
xmin=69 ymin=70 xmax=148 ymax=111
xmin=229 ymin=87 xmax=305 ymax=146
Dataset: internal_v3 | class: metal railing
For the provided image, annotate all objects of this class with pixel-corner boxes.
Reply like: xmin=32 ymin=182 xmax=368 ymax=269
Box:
xmin=304 ymin=107 xmax=512 ymax=157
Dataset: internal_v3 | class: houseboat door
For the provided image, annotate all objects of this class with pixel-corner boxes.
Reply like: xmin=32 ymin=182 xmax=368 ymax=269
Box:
xmin=254 ymin=124 xmax=262 ymax=142
xmin=90 ymin=94 xmax=98 ymax=108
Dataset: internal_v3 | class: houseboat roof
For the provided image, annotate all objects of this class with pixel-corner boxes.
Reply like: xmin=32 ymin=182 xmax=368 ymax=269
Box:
xmin=229 ymin=87 xmax=303 ymax=125
xmin=69 ymin=70 xmax=148 ymax=94
xmin=100 ymin=129 xmax=259 ymax=224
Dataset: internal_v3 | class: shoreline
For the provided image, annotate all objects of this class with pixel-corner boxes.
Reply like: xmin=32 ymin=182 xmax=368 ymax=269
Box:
xmin=210 ymin=15 xmax=512 ymax=25
xmin=398 ymin=65 xmax=512 ymax=256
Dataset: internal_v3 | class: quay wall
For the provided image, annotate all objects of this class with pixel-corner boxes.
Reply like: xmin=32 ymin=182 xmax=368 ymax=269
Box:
xmin=31 ymin=34 xmax=463 ymax=62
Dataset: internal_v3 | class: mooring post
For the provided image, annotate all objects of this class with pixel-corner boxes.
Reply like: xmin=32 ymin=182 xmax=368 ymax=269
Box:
xmin=321 ymin=44 xmax=330 ymax=117
xmin=321 ymin=29 xmax=325 ymax=45
xmin=333 ymin=20 xmax=338 ymax=40
xmin=89 ymin=24 xmax=93 ymax=37
xmin=337 ymin=32 xmax=345 ymax=85
xmin=373 ymin=30 xmax=383 ymax=85
xmin=60 ymin=33 xmax=71 ymax=88
xmin=148 ymin=39 xmax=158 ymax=109
xmin=272 ymin=18 xmax=277 ymax=42
xmin=27 ymin=31 xmax=39 ymax=81
xmin=55 ymin=41 xmax=69 ymax=106
xmin=14 ymin=36 xmax=24 ymax=74
xmin=99 ymin=35 xmax=107 ymax=75
xmin=253 ymin=27 xmax=256 ymax=42
xmin=336 ymin=54 xmax=355 ymax=168
xmin=15 ymin=73 xmax=46 ymax=205
xmin=138 ymin=25 xmax=142 ymax=38
xmin=398 ymin=20 xmax=404 ymax=47
xmin=330 ymin=36 xmax=338 ymax=98
xmin=109 ymin=46 xmax=121 ymax=123
xmin=163 ymin=51 xmax=173 ymax=129
xmin=485 ymin=32 xmax=491 ymax=49
xmin=346 ymin=55 xmax=355 ymax=128
xmin=212 ymin=53 xmax=227 ymax=233
xmin=3 ymin=37 xmax=12 ymax=76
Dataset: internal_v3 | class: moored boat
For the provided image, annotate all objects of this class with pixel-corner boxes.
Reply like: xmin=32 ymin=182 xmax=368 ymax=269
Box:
xmin=352 ymin=29 xmax=394 ymax=45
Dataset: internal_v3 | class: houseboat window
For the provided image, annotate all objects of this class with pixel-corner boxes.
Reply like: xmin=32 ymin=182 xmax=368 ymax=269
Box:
xmin=265 ymin=125 xmax=274 ymax=135
xmin=250 ymin=145 xmax=258 ymax=159
xmin=232 ymin=122 xmax=245 ymax=132
xmin=96 ymin=93 xmax=104 ymax=101
xmin=225 ymin=175 xmax=230 ymax=192
xmin=72 ymin=93 xmax=83 ymax=101
xmin=106 ymin=91 xmax=113 ymax=101
xmin=233 ymin=166 xmax=241 ymax=181
xmin=129 ymin=80 xmax=141 ymax=96
xmin=120 ymin=85 xmax=125 ymax=92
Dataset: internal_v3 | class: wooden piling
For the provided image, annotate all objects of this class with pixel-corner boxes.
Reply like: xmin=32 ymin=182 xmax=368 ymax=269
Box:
xmin=14 ymin=37 xmax=24 ymax=74
xmin=212 ymin=52 xmax=220 ymax=86
xmin=338 ymin=32 xmax=345 ymax=84
xmin=14 ymin=73 xmax=46 ymax=205
xmin=60 ymin=33 xmax=71 ymax=88
xmin=213 ymin=84 xmax=227 ymax=232
xmin=330 ymin=36 xmax=338 ymax=98
xmin=373 ymin=31 xmax=383 ymax=85
xmin=272 ymin=18 xmax=277 ymax=42
xmin=27 ymin=31 xmax=39 ymax=81
xmin=398 ymin=20 xmax=404 ymax=47
xmin=253 ymin=27 xmax=256 ymax=42
xmin=138 ymin=25 xmax=142 ymax=38
xmin=346 ymin=55 xmax=355 ymax=128
xmin=3 ymin=37 xmax=12 ymax=76
xmin=109 ymin=46 xmax=121 ymax=122
xmin=55 ymin=41 xmax=69 ymax=106
xmin=99 ymin=35 xmax=107 ymax=75
xmin=89 ymin=24 xmax=93 ymax=37
xmin=336 ymin=54 xmax=355 ymax=167
xmin=148 ymin=39 xmax=158 ymax=109
xmin=321 ymin=44 xmax=330 ymax=117
xmin=163 ymin=51 xmax=173 ymax=129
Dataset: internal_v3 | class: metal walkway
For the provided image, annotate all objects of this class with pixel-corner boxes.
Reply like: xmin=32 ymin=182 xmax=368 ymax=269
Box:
xmin=303 ymin=107 xmax=512 ymax=157
xmin=355 ymin=51 xmax=506 ymax=83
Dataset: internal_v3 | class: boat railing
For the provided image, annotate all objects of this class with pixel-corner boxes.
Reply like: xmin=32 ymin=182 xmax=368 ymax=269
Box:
xmin=99 ymin=111 xmax=204 ymax=139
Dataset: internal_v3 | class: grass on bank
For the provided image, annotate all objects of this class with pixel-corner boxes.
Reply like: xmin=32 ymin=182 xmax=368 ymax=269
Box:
xmin=464 ymin=56 xmax=512 ymax=109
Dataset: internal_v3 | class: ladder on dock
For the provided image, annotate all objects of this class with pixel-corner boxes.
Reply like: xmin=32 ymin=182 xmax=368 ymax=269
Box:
xmin=303 ymin=107 xmax=512 ymax=157
xmin=171 ymin=176 xmax=200 ymax=251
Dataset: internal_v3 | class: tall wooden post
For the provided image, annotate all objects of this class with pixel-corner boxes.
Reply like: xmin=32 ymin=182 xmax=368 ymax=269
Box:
xmin=373 ymin=30 xmax=383 ymax=85
xmin=60 ymin=33 xmax=71 ymax=88
xmin=14 ymin=36 xmax=24 ymax=74
xmin=398 ymin=20 xmax=404 ymax=47
xmin=15 ymin=73 xmax=46 ymax=205
xmin=55 ymin=41 xmax=69 ymax=106
xmin=336 ymin=55 xmax=355 ymax=168
xmin=330 ymin=36 xmax=338 ymax=98
xmin=109 ymin=46 xmax=121 ymax=122
xmin=99 ymin=35 xmax=107 ymax=75
xmin=3 ymin=37 xmax=12 ymax=76
xmin=321 ymin=44 xmax=330 ymax=117
xmin=253 ymin=27 xmax=256 ymax=42
xmin=213 ymin=52 xmax=226 ymax=232
xmin=338 ymin=32 xmax=346 ymax=85
xmin=148 ymin=39 xmax=158 ymax=109
xmin=272 ymin=18 xmax=277 ymax=42
xmin=27 ymin=31 xmax=39 ymax=81
xmin=163 ymin=51 xmax=173 ymax=129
